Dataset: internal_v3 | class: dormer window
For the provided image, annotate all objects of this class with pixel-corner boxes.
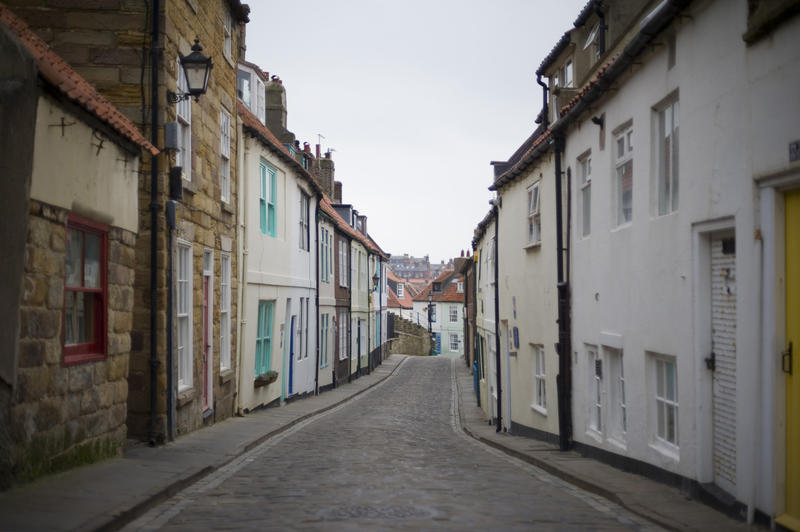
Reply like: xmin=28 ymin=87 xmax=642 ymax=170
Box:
xmin=397 ymin=284 xmax=404 ymax=298
xmin=433 ymin=282 xmax=442 ymax=293
xmin=585 ymin=23 xmax=601 ymax=62
xmin=564 ymin=60 xmax=573 ymax=88
xmin=237 ymin=66 xmax=265 ymax=123
xmin=237 ymin=70 xmax=250 ymax=107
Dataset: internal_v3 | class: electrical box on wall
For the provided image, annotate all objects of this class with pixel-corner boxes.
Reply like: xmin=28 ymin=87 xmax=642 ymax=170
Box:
xmin=164 ymin=121 xmax=179 ymax=150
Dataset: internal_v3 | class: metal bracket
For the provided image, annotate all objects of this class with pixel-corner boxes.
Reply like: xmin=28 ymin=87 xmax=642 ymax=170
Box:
xmin=783 ymin=342 xmax=793 ymax=375
xmin=705 ymin=352 xmax=716 ymax=372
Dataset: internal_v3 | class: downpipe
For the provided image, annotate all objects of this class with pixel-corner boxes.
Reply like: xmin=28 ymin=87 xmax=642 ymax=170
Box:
xmin=493 ymin=204 xmax=502 ymax=433
xmin=554 ymin=134 xmax=572 ymax=451
xmin=148 ymin=0 xmax=161 ymax=447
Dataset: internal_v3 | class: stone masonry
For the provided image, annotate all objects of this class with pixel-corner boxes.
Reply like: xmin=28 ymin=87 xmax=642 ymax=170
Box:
xmin=388 ymin=317 xmax=431 ymax=357
xmin=10 ymin=200 xmax=134 ymax=483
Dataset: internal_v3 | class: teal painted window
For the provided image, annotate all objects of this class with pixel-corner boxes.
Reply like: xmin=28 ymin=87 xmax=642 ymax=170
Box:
xmin=259 ymin=162 xmax=277 ymax=236
xmin=255 ymin=300 xmax=274 ymax=375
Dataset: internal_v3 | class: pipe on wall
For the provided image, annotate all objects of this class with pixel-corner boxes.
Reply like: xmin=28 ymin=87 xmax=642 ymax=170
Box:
xmin=493 ymin=205 xmax=502 ymax=433
xmin=314 ymin=198 xmax=321 ymax=395
xmin=536 ymin=74 xmax=549 ymax=128
xmin=148 ymin=0 xmax=161 ymax=447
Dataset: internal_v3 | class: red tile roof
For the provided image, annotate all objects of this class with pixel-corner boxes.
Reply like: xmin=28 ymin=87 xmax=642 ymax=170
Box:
xmin=0 ymin=5 xmax=157 ymax=156
xmin=413 ymin=271 xmax=465 ymax=304
xmin=387 ymin=287 xmax=403 ymax=309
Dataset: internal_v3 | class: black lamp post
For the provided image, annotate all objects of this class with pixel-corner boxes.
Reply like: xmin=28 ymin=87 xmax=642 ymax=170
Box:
xmin=167 ymin=38 xmax=213 ymax=104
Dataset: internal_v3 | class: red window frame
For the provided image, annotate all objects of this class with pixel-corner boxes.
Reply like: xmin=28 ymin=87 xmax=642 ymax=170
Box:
xmin=63 ymin=213 xmax=108 ymax=366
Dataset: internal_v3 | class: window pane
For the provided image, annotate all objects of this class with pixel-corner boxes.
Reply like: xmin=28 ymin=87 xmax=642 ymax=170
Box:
xmin=617 ymin=137 xmax=625 ymax=159
xmin=65 ymin=291 xmax=95 ymax=345
xmin=582 ymin=184 xmax=591 ymax=237
xmin=666 ymin=362 xmax=675 ymax=401
xmin=84 ymin=233 xmax=100 ymax=288
xmin=66 ymin=229 xmax=83 ymax=287
xmin=657 ymin=402 xmax=665 ymax=438
xmin=666 ymin=404 xmax=676 ymax=443
xmin=657 ymin=360 xmax=664 ymax=397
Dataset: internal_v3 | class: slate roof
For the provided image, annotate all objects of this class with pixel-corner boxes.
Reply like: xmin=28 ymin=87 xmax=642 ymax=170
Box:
xmin=0 ymin=5 xmax=157 ymax=156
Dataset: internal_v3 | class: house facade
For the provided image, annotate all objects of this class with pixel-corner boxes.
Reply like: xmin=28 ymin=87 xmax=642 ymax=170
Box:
xmin=0 ymin=7 xmax=154 ymax=484
xmin=489 ymin=126 xmax=561 ymax=440
xmin=467 ymin=0 xmax=800 ymax=525
xmin=472 ymin=210 xmax=498 ymax=421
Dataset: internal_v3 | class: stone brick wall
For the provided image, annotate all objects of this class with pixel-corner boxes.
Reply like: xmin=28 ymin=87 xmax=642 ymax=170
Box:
xmin=9 ymin=200 xmax=134 ymax=484
xmin=387 ymin=317 xmax=431 ymax=356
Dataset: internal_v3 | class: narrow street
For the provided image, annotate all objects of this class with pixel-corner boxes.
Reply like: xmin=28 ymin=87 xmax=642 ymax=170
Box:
xmin=124 ymin=357 xmax=659 ymax=531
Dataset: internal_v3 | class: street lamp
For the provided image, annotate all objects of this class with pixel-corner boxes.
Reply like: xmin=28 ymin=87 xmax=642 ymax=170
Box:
xmin=167 ymin=38 xmax=213 ymax=104
xmin=372 ymin=272 xmax=380 ymax=292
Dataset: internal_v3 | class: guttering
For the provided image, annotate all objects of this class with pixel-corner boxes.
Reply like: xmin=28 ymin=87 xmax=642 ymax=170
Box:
xmin=554 ymin=133 xmax=572 ymax=451
xmin=314 ymin=197 xmax=321 ymax=395
xmin=148 ymin=0 xmax=161 ymax=447
xmin=493 ymin=205 xmax=502 ymax=432
xmin=536 ymin=74 xmax=549 ymax=129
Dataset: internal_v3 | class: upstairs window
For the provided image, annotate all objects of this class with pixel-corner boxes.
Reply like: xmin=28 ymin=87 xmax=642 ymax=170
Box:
xmin=397 ymin=283 xmax=404 ymax=298
xmin=657 ymin=99 xmax=679 ymax=215
xmin=237 ymin=69 xmax=251 ymax=107
xmin=339 ymin=239 xmax=349 ymax=287
xmin=64 ymin=215 xmax=108 ymax=365
xmin=578 ymin=154 xmax=591 ymax=237
xmin=449 ymin=305 xmax=458 ymax=322
xmin=259 ymin=162 xmax=277 ymax=237
xmin=220 ymin=109 xmax=231 ymax=203
xmin=527 ymin=181 xmax=541 ymax=245
xmin=176 ymin=58 xmax=192 ymax=182
xmin=299 ymin=191 xmax=309 ymax=251
xmin=223 ymin=9 xmax=232 ymax=61
xmin=615 ymin=125 xmax=634 ymax=226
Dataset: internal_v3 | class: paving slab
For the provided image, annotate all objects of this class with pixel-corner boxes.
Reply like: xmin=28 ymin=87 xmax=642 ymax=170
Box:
xmin=453 ymin=357 xmax=759 ymax=532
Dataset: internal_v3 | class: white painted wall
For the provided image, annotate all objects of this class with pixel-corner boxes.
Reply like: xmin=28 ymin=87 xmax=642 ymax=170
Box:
xmin=474 ymin=217 xmax=497 ymax=419
xmin=564 ymin=0 xmax=800 ymax=517
xmin=318 ymin=217 xmax=336 ymax=390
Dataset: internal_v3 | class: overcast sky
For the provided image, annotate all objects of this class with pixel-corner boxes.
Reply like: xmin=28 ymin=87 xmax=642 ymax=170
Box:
xmin=246 ymin=1 xmax=586 ymax=264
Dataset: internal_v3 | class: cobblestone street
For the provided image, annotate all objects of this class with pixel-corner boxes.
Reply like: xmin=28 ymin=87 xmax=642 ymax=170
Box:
xmin=123 ymin=357 xmax=660 ymax=531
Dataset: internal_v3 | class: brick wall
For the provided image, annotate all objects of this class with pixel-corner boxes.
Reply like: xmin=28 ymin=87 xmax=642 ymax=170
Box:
xmin=9 ymin=200 xmax=134 ymax=484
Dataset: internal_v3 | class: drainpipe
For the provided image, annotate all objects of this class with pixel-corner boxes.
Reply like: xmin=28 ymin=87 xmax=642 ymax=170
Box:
xmin=493 ymin=204 xmax=502 ymax=433
xmin=536 ymin=74 xmax=549 ymax=128
xmin=314 ymin=198 xmax=320 ymax=395
xmin=367 ymin=254 xmax=372 ymax=374
xmin=348 ymin=239 xmax=353 ymax=383
xmin=148 ymin=0 xmax=161 ymax=447
xmin=235 ymin=136 xmax=249 ymax=415
xmin=554 ymin=133 xmax=572 ymax=451
xmin=166 ymin=202 xmax=174 ymax=440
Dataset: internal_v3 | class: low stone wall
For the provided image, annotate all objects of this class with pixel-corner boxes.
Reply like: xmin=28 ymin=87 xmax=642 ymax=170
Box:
xmin=8 ymin=200 xmax=134 ymax=486
xmin=387 ymin=317 xmax=431 ymax=356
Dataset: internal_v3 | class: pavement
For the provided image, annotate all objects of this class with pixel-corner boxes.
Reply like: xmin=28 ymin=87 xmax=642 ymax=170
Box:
xmin=0 ymin=353 xmax=760 ymax=532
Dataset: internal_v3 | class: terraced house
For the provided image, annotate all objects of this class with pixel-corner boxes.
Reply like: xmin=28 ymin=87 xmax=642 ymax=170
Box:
xmin=468 ymin=0 xmax=800 ymax=525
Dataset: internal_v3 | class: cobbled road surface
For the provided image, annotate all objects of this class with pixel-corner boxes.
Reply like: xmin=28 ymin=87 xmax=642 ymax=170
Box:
xmin=124 ymin=357 xmax=661 ymax=531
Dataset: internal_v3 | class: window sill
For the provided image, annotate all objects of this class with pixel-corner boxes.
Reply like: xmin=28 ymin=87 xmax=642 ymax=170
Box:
xmin=523 ymin=241 xmax=541 ymax=250
xmin=221 ymin=201 xmax=234 ymax=215
xmin=177 ymin=388 xmax=194 ymax=407
xmin=182 ymin=179 xmax=198 ymax=196
xmin=649 ymin=439 xmax=680 ymax=462
xmin=219 ymin=368 xmax=234 ymax=384
xmin=530 ymin=404 xmax=547 ymax=416
xmin=585 ymin=427 xmax=603 ymax=444
xmin=607 ymin=435 xmax=627 ymax=452
xmin=611 ymin=222 xmax=632 ymax=232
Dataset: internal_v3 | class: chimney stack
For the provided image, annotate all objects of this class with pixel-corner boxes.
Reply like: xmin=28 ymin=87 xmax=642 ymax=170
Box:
xmin=334 ymin=181 xmax=343 ymax=203
xmin=316 ymin=144 xmax=321 ymax=158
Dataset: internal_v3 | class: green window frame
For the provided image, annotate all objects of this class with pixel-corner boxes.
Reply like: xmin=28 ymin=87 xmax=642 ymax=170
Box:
xmin=255 ymin=300 xmax=274 ymax=376
xmin=259 ymin=161 xmax=277 ymax=236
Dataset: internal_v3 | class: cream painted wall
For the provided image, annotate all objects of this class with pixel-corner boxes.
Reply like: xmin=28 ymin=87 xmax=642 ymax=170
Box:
xmin=318 ymin=217 xmax=336 ymax=389
xmin=496 ymin=154 xmax=560 ymax=436
xmin=31 ymin=95 xmax=140 ymax=233
xmin=474 ymin=219 xmax=496 ymax=420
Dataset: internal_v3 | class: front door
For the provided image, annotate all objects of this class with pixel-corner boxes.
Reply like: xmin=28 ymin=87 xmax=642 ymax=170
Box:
xmin=710 ymin=233 xmax=736 ymax=494
xmin=779 ymin=190 xmax=800 ymax=530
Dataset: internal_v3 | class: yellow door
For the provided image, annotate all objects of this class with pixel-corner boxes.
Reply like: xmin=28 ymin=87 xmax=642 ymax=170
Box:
xmin=779 ymin=189 xmax=800 ymax=530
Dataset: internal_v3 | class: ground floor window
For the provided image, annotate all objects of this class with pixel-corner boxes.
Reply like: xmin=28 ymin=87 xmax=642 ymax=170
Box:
xmin=255 ymin=300 xmax=274 ymax=376
xmin=64 ymin=214 xmax=108 ymax=365
xmin=654 ymin=356 xmax=678 ymax=446
xmin=533 ymin=344 xmax=546 ymax=412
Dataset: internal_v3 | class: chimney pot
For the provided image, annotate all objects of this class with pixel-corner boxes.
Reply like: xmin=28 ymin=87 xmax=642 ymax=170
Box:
xmin=316 ymin=144 xmax=321 ymax=158
xmin=303 ymin=142 xmax=311 ymax=153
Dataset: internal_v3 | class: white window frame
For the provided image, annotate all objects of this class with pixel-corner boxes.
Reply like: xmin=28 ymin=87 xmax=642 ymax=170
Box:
xmin=654 ymin=356 xmax=679 ymax=448
xmin=457 ymin=281 xmax=464 ymax=293
xmin=615 ymin=124 xmax=634 ymax=226
xmin=220 ymin=109 xmax=231 ymax=203
xmin=338 ymin=309 xmax=348 ymax=360
xmin=396 ymin=283 xmax=404 ymax=298
xmin=604 ymin=346 xmax=627 ymax=442
xmin=578 ymin=153 xmax=591 ymax=237
xmin=449 ymin=305 xmax=458 ymax=323
xmin=339 ymin=239 xmax=348 ymax=287
xmin=527 ymin=181 xmax=541 ymax=245
xmin=220 ymin=252 xmax=231 ymax=371
xmin=223 ymin=9 xmax=232 ymax=61
xmin=588 ymin=345 xmax=601 ymax=434
xmin=657 ymin=98 xmax=679 ymax=216
xmin=176 ymin=58 xmax=191 ymax=182
xmin=450 ymin=333 xmax=460 ymax=352
xmin=532 ymin=344 xmax=547 ymax=414
xmin=299 ymin=191 xmax=309 ymax=251
xmin=564 ymin=59 xmax=573 ymax=87
xmin=176 ymin=240 xmax=193 ymax=390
